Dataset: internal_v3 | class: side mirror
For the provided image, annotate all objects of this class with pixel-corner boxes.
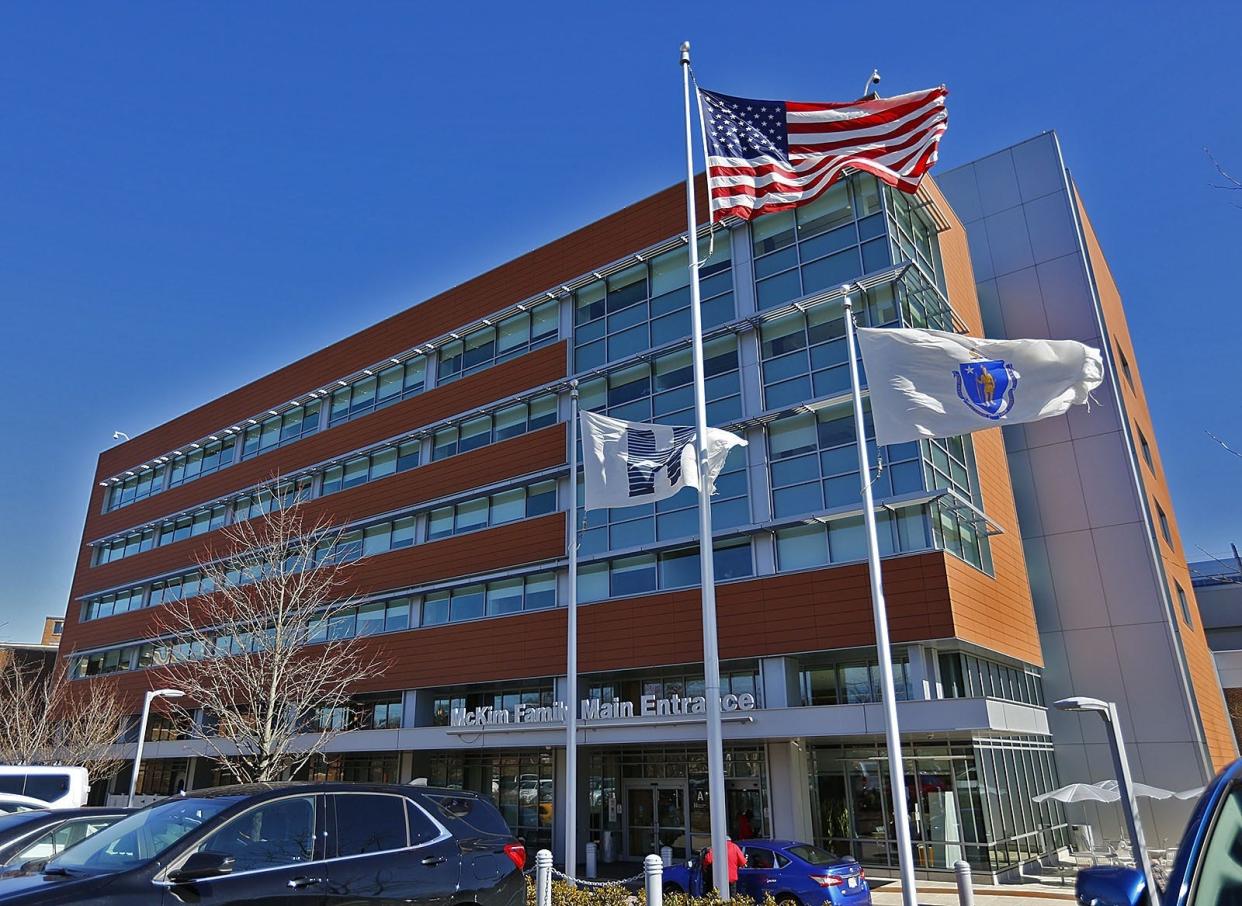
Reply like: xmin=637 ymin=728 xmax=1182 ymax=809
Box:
xmin=1076 ymin=866 xmax=1148 ymax=906
xmin=168 ymin=851 xmax=236 ymax=884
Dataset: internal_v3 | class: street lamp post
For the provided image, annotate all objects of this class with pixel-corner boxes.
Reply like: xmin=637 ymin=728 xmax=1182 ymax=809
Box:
xmin=127 ymin=688 xmax=185 ymax=808
xmin=1054 ymin=696 xmax=1159 ymax=905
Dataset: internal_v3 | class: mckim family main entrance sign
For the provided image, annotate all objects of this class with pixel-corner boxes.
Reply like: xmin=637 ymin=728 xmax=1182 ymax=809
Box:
xmin=450 ymin=692 xmax=758 ymax=728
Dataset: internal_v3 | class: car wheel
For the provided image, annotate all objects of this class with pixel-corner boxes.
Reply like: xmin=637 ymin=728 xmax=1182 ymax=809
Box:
xmin=777 ymin=895 xmax=802 ymax=906
xmin=664 ymin=883 xmax=684 ymax=896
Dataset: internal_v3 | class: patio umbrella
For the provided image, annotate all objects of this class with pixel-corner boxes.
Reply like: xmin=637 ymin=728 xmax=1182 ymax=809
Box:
xmin=1095 ymin=779 xmax=1175 ymax=800
xmin=1033 ymin=782 xmax=1117 ymax=803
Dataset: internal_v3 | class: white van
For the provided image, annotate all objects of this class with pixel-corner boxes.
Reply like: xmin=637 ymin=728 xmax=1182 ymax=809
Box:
xmin=0 ymin=766 xmax=89 ymax=809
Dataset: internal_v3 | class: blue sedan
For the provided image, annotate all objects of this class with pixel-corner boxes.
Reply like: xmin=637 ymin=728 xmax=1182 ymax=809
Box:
xmin=662 ymin=840 xmax=871 ymax=906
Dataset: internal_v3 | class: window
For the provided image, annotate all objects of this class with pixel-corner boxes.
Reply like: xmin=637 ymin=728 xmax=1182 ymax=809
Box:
xmin=578 ymin=538 xmax=754 ymax=603
xmin=751 ymin=173 xmax=890 ymax=310
xmin=885 ymin=184 xmax=940 ymax=283
xmin=198 ymin=795 xmax=317 ymax=872
xmin=440 ymin=302 xmax=559 ymax=383
xmin=431 ymin=393 xmax=558 ymax=462
xmin=333 ymin=794 xmax=408 ymax=856
xmin=1116 ymin=342 xmax=1134 ymax=390
xmin=1176 ymin=582 xmax=1194 ymax=627
xmin=573 ymin=237 xmax=733 ymax=371
xmin=1156 ymin=502 xmax=1172 ymax=545
xmin=1137 ymin=426 xmax=1154 ymax=470
xmin=766 ymin=404 xmax=922 ymax=519
xmin=3 ymin=816 xmax=120 ymax=867
xmin=330 ymin=357 xmax=427 ymax=427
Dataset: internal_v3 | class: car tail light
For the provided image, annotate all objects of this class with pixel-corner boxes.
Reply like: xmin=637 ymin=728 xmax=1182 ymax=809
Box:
xmin=504 ymin=842 xmax=526 ymax=870
xmin=811 ymin=875 xmax=843 ymax=887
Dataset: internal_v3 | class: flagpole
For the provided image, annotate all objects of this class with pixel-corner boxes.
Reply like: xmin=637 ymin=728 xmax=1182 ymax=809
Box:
xmin=841 ymin=284 xmax=918 ymax=906
xmin=565 ymin=379 xmax=580 ymax=880
xmin=680 ymin=40 xmax=731 ymax=901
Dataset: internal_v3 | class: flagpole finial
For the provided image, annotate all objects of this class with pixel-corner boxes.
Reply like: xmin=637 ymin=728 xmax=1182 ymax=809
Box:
xmin=570 ymin=378 xmax=579 ymax=398
xmin=840 ymin=283 xmax=856 ymax=310
xmin=680 ymin=41 xmax=690 ymax=66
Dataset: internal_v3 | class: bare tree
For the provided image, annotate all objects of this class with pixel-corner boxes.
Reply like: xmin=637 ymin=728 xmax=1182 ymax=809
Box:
xmin=153 ymin=488 xmax=382 ymax=783
xmin=0 ymin=658 xmax=127 ymax=783
xmin=1206 ymin=148 xmax=1242 ymax=207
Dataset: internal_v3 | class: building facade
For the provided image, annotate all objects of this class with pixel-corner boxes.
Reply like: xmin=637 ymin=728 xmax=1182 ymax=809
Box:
xmin=1188 ymin=558 xmax=1242 ymax=746
xmin=63 ymin=169 xmax=1067 ymax=879
xmin=940 ymin=133 xmax=1236 ymax=849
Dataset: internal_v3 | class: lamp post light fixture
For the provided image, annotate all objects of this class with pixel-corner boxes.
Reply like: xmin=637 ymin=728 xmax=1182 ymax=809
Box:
xmin=127 ymin=688 xmax=185 ymax=808
xmin=1054 ymin=696 xmax=1159 ymax=905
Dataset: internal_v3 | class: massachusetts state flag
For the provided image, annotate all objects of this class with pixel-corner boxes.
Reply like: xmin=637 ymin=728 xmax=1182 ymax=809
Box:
xmin=580 ymin=411 xmax=746 ymax=511
xmin=856 ymin=328 xmax=1104 ymax=447
xmin=698 ymin=85 xmax=948 ymax=222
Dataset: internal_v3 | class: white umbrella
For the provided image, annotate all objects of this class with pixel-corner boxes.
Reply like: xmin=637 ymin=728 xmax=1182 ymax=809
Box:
xmin=1033 ymin=782 xmax=1117 ymax=804
xmin=1095 ymin=779 xmax=1175 ymax=800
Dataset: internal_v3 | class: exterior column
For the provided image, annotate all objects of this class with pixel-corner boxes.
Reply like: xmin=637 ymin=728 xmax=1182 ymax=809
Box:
xmin=766 ymin=740 xmax=814 ymax=843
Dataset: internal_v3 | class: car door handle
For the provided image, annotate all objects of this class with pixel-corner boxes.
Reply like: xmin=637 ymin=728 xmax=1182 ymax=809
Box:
xmin=421 ymin=856 xmax=447 ymax=866
xmin=287 ymin=876 xmax=324 ymax=889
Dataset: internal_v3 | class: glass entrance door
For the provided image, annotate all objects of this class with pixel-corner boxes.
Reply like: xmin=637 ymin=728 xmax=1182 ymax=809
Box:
xmin=625 ymin=784 xmax=688 ymax=860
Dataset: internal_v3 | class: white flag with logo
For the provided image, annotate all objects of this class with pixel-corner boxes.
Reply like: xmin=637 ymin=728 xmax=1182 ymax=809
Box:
xmin=580 ymin=410 xmax=747 ymax=511
xmin=856 ymin=327 xmax=1104 ymax=447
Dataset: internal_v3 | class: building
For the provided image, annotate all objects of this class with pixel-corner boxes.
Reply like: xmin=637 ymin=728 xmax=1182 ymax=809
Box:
xmin=1188 ymin=557 xmax=1242 ymax=745
xmin=0 ymin=616 xmax=64 ymax=676
xmin=939 ymin=133 xmax=1236 ymax=849
xmin=65 ymin=166 xmax=1077 ymax=880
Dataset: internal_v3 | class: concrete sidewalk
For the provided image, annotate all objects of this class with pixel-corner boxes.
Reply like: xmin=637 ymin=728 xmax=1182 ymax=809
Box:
xmin=869 ymin=879 xmax=1076 ymax=906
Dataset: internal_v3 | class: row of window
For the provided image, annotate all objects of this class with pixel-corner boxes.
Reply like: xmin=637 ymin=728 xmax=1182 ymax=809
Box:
xmin=938 ymin=652 xmax=1045 ymax=707
xmin=243 ymin=400 xmax=324 ymax=459
xmin=83 ymin=473 xmax=557 ymax=621
xmin=91 ymin=392 xmax=557 ymax=570
xmin=105 ymin=435 xmax=240 ymax=512
xmin=328 ymin=357 xmax=428 ymax=428
xmin=573 ymin=235 xmax=734 ymax=372
xmin=72 ymin=572 xmax=561 ymax=679
xmin=577 ymin=537 xmax=754 ymax=603
xmin=430 ymin=682 xmax=555 ymax=727
xmin=799 ymin=653 xmax=913 ymax=706
xmin=438 ymin=300 xmax=559 ymax=384
xmin=774 ymin=504 xmax=933 ymax=573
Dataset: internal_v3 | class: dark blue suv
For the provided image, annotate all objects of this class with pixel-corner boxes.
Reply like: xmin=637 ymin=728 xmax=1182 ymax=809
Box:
xmin=0 ymin=782 xmax=526 ymax=905
xmin=663 ymin=840 xmax=871 ymax=906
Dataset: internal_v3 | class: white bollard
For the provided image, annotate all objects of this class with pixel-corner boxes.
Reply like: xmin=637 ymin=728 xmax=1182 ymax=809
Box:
xmin=585 ymin=842 xmax=598 ymax=879
xmin=954 ymin=859 xmax=974 ymax=906
xmin=536 ymin=849 xmax=553 ymax=906
xmin=644 ymin=853 xmax=664 ymax=906
xmin=661 ymin=845 xmax=673 ymax=868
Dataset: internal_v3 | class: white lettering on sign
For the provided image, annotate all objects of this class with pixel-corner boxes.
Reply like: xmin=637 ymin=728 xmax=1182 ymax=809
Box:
xmin=449 ymin=693 xmax=756 ymax=727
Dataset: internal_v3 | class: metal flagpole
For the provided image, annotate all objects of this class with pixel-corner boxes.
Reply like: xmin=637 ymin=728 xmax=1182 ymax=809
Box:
xmin=841 ymin=284 xmax=918 ymax=906
xmin=565 ymin=379 xmax=580 ymax=879
xmin=679 ymin=41 xmax=731 ymax=901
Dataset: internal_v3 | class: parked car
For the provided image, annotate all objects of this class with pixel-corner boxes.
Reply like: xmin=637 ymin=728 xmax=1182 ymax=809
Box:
xmin=663 ymin=839 xmax=871 ymax=906
xmin=0 ymin=781 xmax=525 ymax=905
xmin=1077 ymin=757 xmax=1242 ymax=906
xmin=0 ymin=769 xmax=89 ymax=810
xmin=0 ymin=800 xmax=51 ymax=818
xmin=0 ymin=809 xmax=130 ymax=873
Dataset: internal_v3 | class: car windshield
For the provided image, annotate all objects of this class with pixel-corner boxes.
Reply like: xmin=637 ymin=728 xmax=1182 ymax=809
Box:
xmin=786 ymin=844 xmax=849 ymax=866
xmin=46 ymin=797 xmax=240 ymax=875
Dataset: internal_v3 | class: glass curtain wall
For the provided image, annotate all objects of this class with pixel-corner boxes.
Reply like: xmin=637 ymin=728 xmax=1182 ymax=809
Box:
xmin=426 ymin=749 xmax=555 ymax=852
xmin=809 ymin=739 xmax=1067 ymax=874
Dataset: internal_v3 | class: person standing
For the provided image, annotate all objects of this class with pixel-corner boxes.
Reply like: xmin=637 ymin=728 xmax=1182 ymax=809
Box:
xmin=704 ymin=836 xmax=747 ymax=898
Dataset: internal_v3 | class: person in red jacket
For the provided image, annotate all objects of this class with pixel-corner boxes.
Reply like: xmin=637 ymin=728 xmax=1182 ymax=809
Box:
xmin=704 ymin=836 xmax=747 ymax=898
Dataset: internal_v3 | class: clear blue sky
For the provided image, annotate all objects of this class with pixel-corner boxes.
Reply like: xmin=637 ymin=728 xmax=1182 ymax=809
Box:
xmin=2 ymin=2 xmax=1240 ymax=641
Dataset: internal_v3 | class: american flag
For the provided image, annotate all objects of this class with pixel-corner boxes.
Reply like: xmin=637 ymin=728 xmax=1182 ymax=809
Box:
xmin=698 ymin=85 xmax=948 ymax=222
